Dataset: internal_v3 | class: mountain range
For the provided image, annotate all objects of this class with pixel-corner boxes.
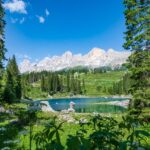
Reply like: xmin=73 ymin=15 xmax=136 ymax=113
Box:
xmin=19 ymin=48 xmax=131 ymax=73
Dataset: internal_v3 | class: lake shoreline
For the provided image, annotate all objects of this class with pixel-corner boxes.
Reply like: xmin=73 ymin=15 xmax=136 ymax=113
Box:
xmin=92 ymin=100 xmax=129 ymax=108
xmin=34 ymin=95 xmax=131 ymax=101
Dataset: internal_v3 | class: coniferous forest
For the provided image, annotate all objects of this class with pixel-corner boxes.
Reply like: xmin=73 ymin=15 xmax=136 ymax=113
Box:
xmin=0 ymin=0 xmax=150 ymax=150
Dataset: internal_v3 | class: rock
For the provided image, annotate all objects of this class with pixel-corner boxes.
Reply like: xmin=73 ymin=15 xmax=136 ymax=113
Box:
xmin=58 ymin=113 xmax=76 ymax=123
xmin=0 ymin=105 xmax=5 ymax=113
xmin=79 ymin=118 xmax=88 ymax=124
xmin=19 ymin=48 xmax=130 ymax=73
xmin=68 ymin=108 xmax=75 ymax=113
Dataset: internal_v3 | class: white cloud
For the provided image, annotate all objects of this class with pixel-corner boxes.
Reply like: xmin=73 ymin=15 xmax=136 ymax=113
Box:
xmin=16 ymin=53 xmax=31 ymax=60
xmin=23 ymin=54 xmax=31 ymax=59
xmin=36 ymin=16 xmax=45 ymax=23
xmin=11 ymin=18 xmax=18 ymax=23
xmin=45 ymin=9 xmax=50 ymax=16
xmin=20 ymin=17 xmax=25 ymax=24
xmin=3 ymin=0 xmax=27 ymax=14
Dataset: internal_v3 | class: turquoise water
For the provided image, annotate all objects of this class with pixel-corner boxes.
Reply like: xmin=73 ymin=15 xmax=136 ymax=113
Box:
xmin=48 ymin=97 xmax=127 ymax=113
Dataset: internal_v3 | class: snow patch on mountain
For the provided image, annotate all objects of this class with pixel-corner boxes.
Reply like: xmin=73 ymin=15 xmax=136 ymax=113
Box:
xmin=19 ymin=48 xmax=131 ymax=73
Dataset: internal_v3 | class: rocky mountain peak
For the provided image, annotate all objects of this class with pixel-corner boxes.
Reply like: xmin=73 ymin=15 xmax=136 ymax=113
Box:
xmin=19 ymin=48 xmax=131 ymax=73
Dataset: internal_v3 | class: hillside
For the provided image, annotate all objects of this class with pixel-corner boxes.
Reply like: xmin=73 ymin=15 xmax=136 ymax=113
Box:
xmin=23 ymin=70 xmax=127 ymax=99
xmin=83 ymin=71 xmax=126 ymax=96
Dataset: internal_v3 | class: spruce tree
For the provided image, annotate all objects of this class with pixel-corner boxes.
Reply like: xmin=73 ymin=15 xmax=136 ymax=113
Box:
xmin=3 ymin=69 xmax=15 ymax=103
xmin=82 ymin=79 xmax=86 ymax=94
xmin=41 ymin=75 xmax=46 ymax=92
xmin=0 ymin=0 xmax=6 ymax=101
xmin=0 ymin=0 xmax=6 ymax=70
xmin=5 ymin=56 xmax=22 ymax=101
xmin=47 ymin=74 xmax=52 ymax=94
xmin=123 ymin=0 xmax=150 ymax=109
xmin=66 ymin=73 xmax=70 ymax=92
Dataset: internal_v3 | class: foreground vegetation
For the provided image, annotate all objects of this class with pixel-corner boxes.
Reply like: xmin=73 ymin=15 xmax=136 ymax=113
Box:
xmin=0 ymin=0 xmax=150 ymax=149
xmin=0 ymin=103 xmax=150 ymax=150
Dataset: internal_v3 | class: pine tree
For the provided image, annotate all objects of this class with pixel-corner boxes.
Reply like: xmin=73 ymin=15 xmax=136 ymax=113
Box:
xmin=3 ymin=70 xmax=15 ymax=103
xmin=4 ymin=55 xmax=22 ymax=101
xmin=21 ymin=75 xmax=29 ymax=98
xmin=59 ymin=75 xmax=64 ymax=92
xmin=123 ymin=0 xmax=150 ymax=109
xmin=66 ymin=73 xmax=70 ymax=92
xmin=0 ymin=0 xmax=6 ymax=70
xmin=82 ymin=79 xmax=86 ymax=94
xmin=12 ymin=55 xmax=21 ymax=99
xmin=47 ymin=74 xmax=52 ymax=94
xmin=70 ymin=74 xmax=76 ymax=94
xmin=41 ymin=75 xmax=46 ymax=92
xmin=0 ymin=0 xmax=6 ymax=101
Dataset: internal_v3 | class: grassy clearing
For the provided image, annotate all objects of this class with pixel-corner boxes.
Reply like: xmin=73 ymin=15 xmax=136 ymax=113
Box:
xmin=83 ymin=71 xmax=126 ymax=96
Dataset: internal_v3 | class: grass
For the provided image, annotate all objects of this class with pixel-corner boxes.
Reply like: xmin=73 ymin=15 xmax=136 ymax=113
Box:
xmin=24 ymin=71 xmax=126 ymax=99
xmin=83 ymin=71 xmax=126 ymax=96
xmin=16 ymin=111 xmax=127 ymax=149
xmin=1 ymin=103 xmax=150 ymax=150
xmin=0 ymin=108 xmax=150 ymax=150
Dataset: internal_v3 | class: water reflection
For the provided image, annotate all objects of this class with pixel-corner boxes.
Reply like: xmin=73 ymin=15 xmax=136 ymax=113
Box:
xmin=48 ymin=97 xmax=127 ymax=113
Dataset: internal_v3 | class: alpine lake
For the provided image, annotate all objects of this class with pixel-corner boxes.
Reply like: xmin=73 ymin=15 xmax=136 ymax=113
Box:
xmin=47 ymin=97 xmax=128 ymax=113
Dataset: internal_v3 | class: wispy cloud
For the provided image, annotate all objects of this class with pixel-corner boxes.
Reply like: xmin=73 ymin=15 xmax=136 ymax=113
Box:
xmin=36 ymin=15 xmax=45 ymax=23
xmin=20 ymin=17 xmax=25 ymax=24
xmin=3 ymin=0 xmax=27 ymax=14
xmin=16 ymin=53 xmax=31 ymax=60
xmin=11 ymin=18 xmax=18 ymax=23
xmin=45 ymin=9 xmax=50 ymax=16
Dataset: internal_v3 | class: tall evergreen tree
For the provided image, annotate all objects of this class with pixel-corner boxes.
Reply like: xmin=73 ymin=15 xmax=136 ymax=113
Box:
xmin=66 ymin=73 xmax=70 ymax=92
xmin=47 ymin=74 xmax=52 ymax=94
xmin=0 ymin=0 xmax=6 ymax=70
xmin=4 ymin=55 xmax=22 ymax=101
xmin=3 ymin=69 xmax=15 ymax=103
xmin=41 ymin=75 xmax=46 ymax=92
xmin=82 ymin=79 xmax=86 ymax=94
xmin=123 ymin=0 xmax=150 ymax=109
xmin=21 ymin=75 xmax=30 ymax=98
xmin=0 ymin=0 xmax=6 ymax=101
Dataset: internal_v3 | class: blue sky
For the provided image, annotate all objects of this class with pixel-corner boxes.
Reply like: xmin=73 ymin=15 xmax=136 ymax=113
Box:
xmin=4 ymin=0 xmax=126 ymax=62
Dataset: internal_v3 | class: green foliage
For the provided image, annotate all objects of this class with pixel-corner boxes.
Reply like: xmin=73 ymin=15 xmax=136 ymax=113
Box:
xmin=3 ymin=55 xmax=22 ymax=103
xmin=0 ymin=0 xmax=6 ymax=69
xmin=33 ymin=116 xmax=64 ymax=150
xmin=123 ymin=0 xmax=150 ymax=51
xmin=123 ymin=0 xmax=150 ymax=110
xmin=31 ymin=114 xmax=150 ymax=150
xmin=0 ymin=0 xmax=6 ymax=103
xmin=22 ymin=70 xmax=126 ymax=98
xmin=107 ymin=73 xmax=132 ymax=95
xmin=3 ymin=70 xmax=16 ymax=103
xmin=1 ymin=106 xmax=150 ymax=150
